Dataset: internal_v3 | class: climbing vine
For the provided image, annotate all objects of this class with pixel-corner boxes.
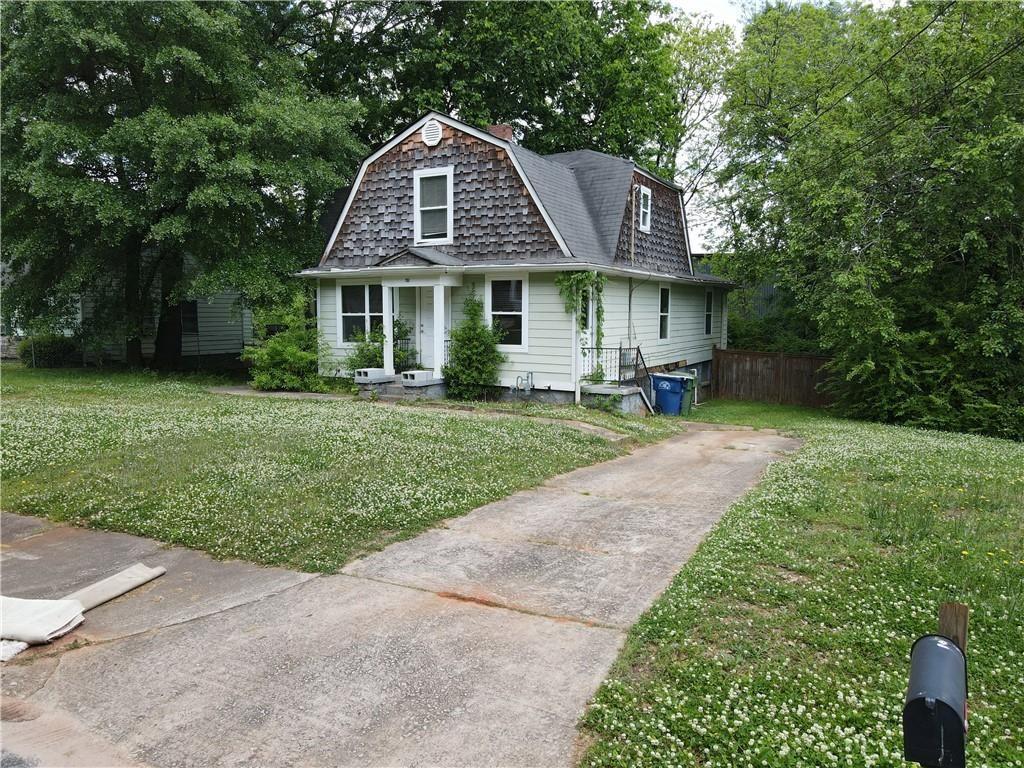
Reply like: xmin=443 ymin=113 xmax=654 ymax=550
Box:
xmin=555 ymin=271 xmax=606 ymax=350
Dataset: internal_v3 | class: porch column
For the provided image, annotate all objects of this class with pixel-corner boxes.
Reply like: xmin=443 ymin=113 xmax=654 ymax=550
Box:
xmin=432 ymin=283 xmax=444 ymax=378
xmin=382 ymin=285 xmax=395 ymax=376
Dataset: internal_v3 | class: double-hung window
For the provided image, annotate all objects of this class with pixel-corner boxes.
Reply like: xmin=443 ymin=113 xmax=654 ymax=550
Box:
xmin=414 ymin=166 xmax=454 ymax=245
xmin=639 ymin=185 xmax=652 ymax=232
xmin=339 ymin=284 xmax=383 ymax=342
xmin=704 ymin=290 xmax=714 ymax=336
xmin=488 ymin=276 xmax=527 ymax=349
xmin=659 ymin=286 xmax=670 ymax=340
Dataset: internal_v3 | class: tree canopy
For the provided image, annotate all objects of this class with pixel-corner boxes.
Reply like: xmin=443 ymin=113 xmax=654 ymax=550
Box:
xmin=2 ymin=0 xmax=728 ymax=366
xmin=715 ymin=1 xmax=1024 ymax=438
xmin=1 ymin=1 xmax=364 ymax=364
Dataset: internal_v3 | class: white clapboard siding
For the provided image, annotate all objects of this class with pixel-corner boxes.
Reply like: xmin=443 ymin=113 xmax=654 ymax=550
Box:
xmin=82 ymin=291 xmax=252 ymax=363
xmin=450 ymin=272 xmax=573 ymax=390
xmin=80 ymin=294 xmax=156 ymax=362
xmin=602 ymin=277 xmax=724 ymax=368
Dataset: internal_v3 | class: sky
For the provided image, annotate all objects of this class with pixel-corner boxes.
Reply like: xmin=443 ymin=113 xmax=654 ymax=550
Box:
xmin=669 ymin=0 xmax=746 ymax=40
xmin=665 ymin=0 xmax=747 ymax=252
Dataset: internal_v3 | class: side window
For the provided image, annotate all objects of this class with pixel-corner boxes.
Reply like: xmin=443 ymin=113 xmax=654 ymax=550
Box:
xmin=705 ymin=290 xmax=714 ymax=336
xmin=414 ymin=167 xmax=453 ymax=245
xmin=639 ymin=186 xmax=652 ymax=233
xmin=181 ymin=300 xmax=199 ymax=334
xmin=659 ymin=286 xmax=670 ymax=340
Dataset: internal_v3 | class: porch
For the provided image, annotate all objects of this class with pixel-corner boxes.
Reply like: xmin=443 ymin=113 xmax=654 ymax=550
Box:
xmin=338 ymin=272 xmax=460 ymax=382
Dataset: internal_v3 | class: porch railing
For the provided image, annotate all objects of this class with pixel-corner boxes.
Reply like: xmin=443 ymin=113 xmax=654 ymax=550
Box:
xmin=580 ymin=346 xmax=653 ymax=410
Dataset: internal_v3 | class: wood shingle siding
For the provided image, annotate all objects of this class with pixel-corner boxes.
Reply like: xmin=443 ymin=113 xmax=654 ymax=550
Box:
xmin=613 ymin=172 xmax=692 ymax=276
xmin=324 ymin=124 xmax=565 ymax=268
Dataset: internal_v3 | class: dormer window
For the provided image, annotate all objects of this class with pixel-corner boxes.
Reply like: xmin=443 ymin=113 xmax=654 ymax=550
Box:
xmin=639 ymin=185 xmax=652 ymax=232
xmin=414 ymin=166 xmax=454 ymax=245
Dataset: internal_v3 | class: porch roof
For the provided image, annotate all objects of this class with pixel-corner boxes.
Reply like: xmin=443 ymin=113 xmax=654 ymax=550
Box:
xmin=376 ymin=246 xmax=465 ymax=268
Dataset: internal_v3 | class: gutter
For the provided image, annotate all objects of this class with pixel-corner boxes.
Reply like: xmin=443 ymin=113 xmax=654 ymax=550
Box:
xmin=296 ymin=262 xmax=736 ymax=288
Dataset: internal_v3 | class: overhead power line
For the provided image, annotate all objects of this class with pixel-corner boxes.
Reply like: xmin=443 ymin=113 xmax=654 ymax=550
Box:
xmin=740 ymin=0 xmax=956 ymax=173
xmin=795 ymin=32 xmax=1024 ymax=183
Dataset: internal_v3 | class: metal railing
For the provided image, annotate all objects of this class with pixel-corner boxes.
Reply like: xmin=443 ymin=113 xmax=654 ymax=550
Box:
xmin=579 ymin=346 xmax=654 ymax=409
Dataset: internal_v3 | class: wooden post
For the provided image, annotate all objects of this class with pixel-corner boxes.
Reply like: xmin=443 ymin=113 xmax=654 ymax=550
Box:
xmin=775 ymin=350 xmax=784 ymax=404
xmin=712 ymin=346 xmax=720 ymax=399
xmin=939 ymin=602 xmax=969 ymax=653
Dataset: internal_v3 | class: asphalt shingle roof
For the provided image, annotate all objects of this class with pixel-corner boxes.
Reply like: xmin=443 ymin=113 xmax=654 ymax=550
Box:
xmin=543 ymin=149 xmax=636 ymax=259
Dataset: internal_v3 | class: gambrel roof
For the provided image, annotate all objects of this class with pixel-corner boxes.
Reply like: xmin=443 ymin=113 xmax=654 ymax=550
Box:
xmin=310 ymin=111 xmax=731 ymax=285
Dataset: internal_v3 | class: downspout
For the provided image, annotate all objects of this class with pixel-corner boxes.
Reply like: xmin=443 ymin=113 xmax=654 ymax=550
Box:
xmin=627 ymin=184 xmax=638 ymax=348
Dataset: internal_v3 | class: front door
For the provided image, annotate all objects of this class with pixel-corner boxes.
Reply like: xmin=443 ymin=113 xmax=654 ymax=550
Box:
xmin=418 ymin=286 xmax=434 ymax=369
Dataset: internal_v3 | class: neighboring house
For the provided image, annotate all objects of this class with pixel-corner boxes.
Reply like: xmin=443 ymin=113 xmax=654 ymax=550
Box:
xmin=300 ymin=111 xmax=731 ymax=404
xmin=80 ymin=291 xmax=254 ymax=367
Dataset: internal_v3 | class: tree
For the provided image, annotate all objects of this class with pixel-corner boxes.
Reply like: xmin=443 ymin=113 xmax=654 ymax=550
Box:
xmin=714 ymin=1 xmax=1024 ymax=438
xmin=1 ymin=1 xmax=363 ymax=367
xmin=443 ymin=293 xmax=504 ymax=401
xmin=298 ymin=0 xmax=694 ymax=173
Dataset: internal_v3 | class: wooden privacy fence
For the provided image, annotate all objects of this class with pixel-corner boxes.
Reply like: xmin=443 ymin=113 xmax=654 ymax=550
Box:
xmin=712 ymin=347 xmax=833 ymax=407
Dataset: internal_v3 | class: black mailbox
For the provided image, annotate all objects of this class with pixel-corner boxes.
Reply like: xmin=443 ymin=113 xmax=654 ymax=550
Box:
xmin=904 ymin=634 xmax=967 ymax=768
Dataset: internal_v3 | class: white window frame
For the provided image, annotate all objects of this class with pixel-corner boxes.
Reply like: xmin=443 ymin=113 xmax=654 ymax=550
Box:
xmin=413 ymin=166 xmax=454 ymax=246
xmin=638 ymin=185 xmax=652 ymax=233
xmin=336 ymin=282 xmax=384 ymax=346
xmin=659 ymin=284 xmax=670 ymax=340
xmin=704 ymin=289 xmax=714 ymax=336
xmin=485 ymin=273 xmax=529 ymax=352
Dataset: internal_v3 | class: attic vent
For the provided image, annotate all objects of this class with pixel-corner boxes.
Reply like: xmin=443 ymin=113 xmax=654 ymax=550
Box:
xmin=421 ymin=119 xmax=442 ymax=147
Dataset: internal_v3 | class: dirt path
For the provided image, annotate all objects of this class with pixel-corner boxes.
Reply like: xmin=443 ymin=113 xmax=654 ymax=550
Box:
xmin=1 ymin=425 xmax=799 ymax=767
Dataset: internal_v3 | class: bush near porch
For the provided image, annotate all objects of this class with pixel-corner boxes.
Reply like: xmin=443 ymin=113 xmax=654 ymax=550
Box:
xmin=581 ymin=401 xmax=1024 ymax=767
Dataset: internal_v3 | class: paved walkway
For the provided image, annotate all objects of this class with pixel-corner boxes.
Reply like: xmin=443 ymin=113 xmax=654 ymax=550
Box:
xmin=1 ymin=425 xmax=799 ymax=767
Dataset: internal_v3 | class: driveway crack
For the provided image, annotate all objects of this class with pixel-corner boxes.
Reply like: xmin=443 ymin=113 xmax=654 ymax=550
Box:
xmin=337 ymin=572 xmax=623 ymax=631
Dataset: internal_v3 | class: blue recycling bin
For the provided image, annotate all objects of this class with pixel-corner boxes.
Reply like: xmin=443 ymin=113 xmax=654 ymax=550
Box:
xmin=651 ymin=373 xmax=684 ymax=416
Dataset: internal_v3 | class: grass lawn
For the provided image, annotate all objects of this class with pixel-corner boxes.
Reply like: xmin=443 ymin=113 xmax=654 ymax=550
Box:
xmin=582 ymin=400 xmax=1024 ymax=767
xmin=0 ymin=364 xmax=641 ymax=572
xmin=396 ymin=397 xmax=689 ymax=445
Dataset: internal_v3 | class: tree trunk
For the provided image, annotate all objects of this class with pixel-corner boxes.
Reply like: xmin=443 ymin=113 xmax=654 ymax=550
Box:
xmin=152 ymin=251 xmax=184 ymax=370
xmin=124 ymin=248 xmax=144 ymax=367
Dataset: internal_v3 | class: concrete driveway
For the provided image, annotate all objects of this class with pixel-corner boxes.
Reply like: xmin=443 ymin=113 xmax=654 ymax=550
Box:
xmin=1 ymin=424 xmax=799 ymax=767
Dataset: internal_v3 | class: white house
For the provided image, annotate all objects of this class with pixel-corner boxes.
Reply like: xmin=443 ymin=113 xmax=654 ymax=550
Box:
xmin=300 ymin=111 xmax=731 ymax=406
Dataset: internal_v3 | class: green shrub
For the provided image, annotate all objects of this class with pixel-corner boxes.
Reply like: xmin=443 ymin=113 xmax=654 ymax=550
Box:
xmin=242 ymin=293 xmax=327 ymax=392
xmin=443 ymin=293 xmax=505 ymax=400
xmin=344 ymin=319 xmax=418 ymax=373
xmin=17 ymin=334 xmax=81 ymax=367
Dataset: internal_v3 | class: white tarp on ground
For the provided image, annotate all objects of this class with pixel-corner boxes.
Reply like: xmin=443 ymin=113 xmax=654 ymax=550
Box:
xmin=1 ymin=596 xmax=84 ymax=644
xmin=64 ymin=563 xmax=166 ymax=611
xmin=0 ymin=562 xmax=166 ymax=661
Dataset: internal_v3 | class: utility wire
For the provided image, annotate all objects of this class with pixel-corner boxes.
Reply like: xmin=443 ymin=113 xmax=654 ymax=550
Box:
xmin=701 ymin=1 xmax=956 ymax=210
xmin=729 ymin=31 xmax=1024 ymax=208
xmin=782 ymin=0 xmax=956 ymax=146
xmin=794 ymin=32 xmax=1024 ymax=184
